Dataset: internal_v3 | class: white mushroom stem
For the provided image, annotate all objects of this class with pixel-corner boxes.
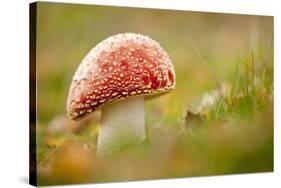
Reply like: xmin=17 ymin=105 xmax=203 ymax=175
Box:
xmin=97 ymin=96 xmax=145 ymax=157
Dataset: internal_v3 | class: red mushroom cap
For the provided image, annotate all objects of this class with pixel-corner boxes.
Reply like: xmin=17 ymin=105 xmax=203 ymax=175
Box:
xmin=67 ymin=33 xmax=175 ymax=120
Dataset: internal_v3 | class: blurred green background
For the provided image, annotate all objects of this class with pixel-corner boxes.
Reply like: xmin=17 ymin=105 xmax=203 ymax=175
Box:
xmin=35 ymin=2 xmax=273 ymax=186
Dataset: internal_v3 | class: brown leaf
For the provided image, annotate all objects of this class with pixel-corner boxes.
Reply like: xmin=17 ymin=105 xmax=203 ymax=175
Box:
xmin=183 ymin=110 xmax=203 ymax=129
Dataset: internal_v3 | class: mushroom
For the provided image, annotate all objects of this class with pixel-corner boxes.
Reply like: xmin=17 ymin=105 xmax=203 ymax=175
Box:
xmin=67 ymin=33 xmax=176 ymax=157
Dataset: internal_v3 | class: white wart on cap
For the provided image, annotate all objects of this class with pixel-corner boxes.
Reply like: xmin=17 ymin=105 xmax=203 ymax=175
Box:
xmin=67 ymin=33 xmax=175 ymax=120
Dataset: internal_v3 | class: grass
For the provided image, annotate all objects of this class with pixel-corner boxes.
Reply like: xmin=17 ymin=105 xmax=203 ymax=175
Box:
xmin=36 ymin=50 xmax=273 ymax=185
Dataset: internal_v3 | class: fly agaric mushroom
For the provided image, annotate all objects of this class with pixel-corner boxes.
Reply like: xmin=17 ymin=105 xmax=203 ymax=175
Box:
xmin=67 ymin=33 xmax=175 ymax=156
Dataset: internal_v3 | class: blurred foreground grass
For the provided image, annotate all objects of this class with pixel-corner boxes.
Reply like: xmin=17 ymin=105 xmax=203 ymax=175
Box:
xmin=37 ymin=52 xmax=273 ymax=185
xmin=35 ymin=2 xmax=273 ymax=186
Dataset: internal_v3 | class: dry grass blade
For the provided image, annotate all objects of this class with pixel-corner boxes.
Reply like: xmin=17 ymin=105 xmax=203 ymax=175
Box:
xmin=189 ymin=38 xmax=227 ymax=103
xmin=38 ymin=138 xmax=68 ymax=168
